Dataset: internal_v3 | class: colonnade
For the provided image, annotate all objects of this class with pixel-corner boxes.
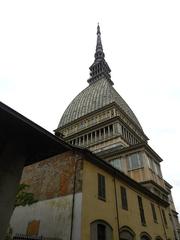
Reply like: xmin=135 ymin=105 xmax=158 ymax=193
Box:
xmin=122 ymin=126 xmax=139 ymax=145
xmin=69 ymin=124 xmax=114 ymax=146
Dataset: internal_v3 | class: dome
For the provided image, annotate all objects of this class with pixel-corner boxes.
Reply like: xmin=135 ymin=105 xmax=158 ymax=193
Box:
xmin=58 ymin=77 xmax=142 ymax=130
xmin=58 ymin=25 xmax=142 ymax=131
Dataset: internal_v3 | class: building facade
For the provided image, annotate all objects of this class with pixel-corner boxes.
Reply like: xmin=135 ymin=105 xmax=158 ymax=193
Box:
xmin=10 ymin=25 xmax=179 ymax=240
xmin=54 ymin=24 xmax=179 ymax=239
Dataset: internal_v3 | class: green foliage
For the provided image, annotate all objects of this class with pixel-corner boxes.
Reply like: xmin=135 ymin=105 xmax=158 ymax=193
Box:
xmin=15 ymin=183 xmax=38 ymax=208
xmin=5 ymin=184 xmax=37 ymax=240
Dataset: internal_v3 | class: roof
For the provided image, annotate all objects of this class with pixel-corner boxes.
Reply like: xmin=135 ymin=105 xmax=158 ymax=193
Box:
xmin=0 ymin=102 xmax=71 ymax=165
xmin=58 ymin=77 xmax=142 ymax=130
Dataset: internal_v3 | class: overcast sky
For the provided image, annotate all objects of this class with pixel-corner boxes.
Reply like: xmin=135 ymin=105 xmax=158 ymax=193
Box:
xmin=0 ymin=0 xmax=180 ymax=214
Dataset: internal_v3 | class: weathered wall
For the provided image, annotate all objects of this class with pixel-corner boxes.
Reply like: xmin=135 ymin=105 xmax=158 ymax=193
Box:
xmin=82 ymin=160 xmax=175 ymax=240
xmin=10 ymin=193 xmax=82 ymax=240
xmin=20 ymin=151 xmax=83 ymax=200
xmin=10 ymin=150 xmax=83 ymax=240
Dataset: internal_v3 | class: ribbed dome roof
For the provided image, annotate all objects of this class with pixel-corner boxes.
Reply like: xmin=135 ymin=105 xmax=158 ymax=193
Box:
xmin=58 ymin=77 xmax=142 ymax=129
xmin=58 ymin=25 xmax=142 ymax=131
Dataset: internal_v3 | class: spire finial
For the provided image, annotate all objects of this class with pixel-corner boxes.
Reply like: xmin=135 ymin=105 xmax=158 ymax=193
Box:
xmin=97 ymin=23 xmax=101 ymax=35
xmin=88 ymin=25 xmax=113 ymax=85
xmin=95 ymin=23 xmax=104 ymax=59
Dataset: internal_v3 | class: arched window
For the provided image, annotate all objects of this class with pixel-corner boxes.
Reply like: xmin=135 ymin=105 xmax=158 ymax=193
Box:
xmin=141 ymin=236 xmax=150 ymax=240
xmin=90 ymin=220 xmax=113 ymax=240
xmin=155 ymin=236 xmax=163 ymax=240
xmin=140 ymin=232 xmax=152 ymax=240
xmin=119 ymin=226 xmax=135 ymax=240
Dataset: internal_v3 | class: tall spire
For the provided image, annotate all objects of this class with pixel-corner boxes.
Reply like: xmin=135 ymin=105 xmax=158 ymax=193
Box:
xmin=88 ymin=24 xmax=113 ymax=85
xmin=95 ymin=23 xmax=105 ymax=59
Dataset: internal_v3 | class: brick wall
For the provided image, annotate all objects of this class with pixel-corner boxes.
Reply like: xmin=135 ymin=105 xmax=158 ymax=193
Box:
xmin=20 ymin=150 xmax=83 ymax=200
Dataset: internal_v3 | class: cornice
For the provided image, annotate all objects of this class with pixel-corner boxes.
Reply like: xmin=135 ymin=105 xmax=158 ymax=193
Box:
xmin=140 ymin=180 xmax=168 ymax=195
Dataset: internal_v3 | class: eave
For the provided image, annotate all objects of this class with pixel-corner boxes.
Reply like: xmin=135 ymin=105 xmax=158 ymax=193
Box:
xmin=98 ymin=142 xmax=163 ymax=162
xmin=0 ymin=102 xmax=71 ymax=166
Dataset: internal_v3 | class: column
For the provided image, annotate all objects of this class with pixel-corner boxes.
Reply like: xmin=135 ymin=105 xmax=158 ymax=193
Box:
xmin=108 ymin=126 xmax=110 ymax=137
xmin=0 ymin=141 xmax=25 ymax=240
xmin=95 ymin=131 xmax=97 ymax=142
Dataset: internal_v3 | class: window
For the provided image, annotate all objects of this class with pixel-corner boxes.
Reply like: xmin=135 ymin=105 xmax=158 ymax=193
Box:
xmin=147 ymin=156 xmax=162 ymax=177
xmin=26 ymin=220 xmax=40 ymax=236
xmin=154 ymin=162 xmax=162 ymax=177
xmin=128 ymin=153 xmax=143 ymax=170
xmin=141 ymin=235 xmax=151 ymax=240
xmin=90 ymin=220 xmax=113 ymax=240
xmin=97 ymin=224 xmax=106 ymax=240
xmin=110 ymin=159 xmax=123 ymax=171
xmin=151 ymin=203 xmax=157 ymax=223
xmin=119 ymin=228 xmax=135 ymax=240
xmin=121 ymin=186 xmax=128 ymax=210
xmin=147 ymin=155 xmax=153 ymax=169
xmin=138 ymin=196 xmax=146 ymax=225
xmin=98 ymin=174 xmax=106 ymax=200
xmin=162 ymin=209 xmax=168 ymax=227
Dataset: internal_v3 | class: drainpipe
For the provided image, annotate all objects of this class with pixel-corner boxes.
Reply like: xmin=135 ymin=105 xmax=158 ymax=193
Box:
xmin=113 ymin=177 xmax=120 ymax=240
xmin=70 ymin=156 xmax=79 ymax=240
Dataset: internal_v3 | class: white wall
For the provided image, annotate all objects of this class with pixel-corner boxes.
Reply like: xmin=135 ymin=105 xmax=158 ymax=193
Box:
xmin=10 ymin=193 xmax=82 ymax=240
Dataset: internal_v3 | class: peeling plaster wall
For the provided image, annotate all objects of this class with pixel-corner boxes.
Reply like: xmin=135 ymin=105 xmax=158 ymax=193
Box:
xmin=10 ymin=151 xmax=83 ymax=240
xmin=20 ymin=151 xmax=83 ymax=201
xmin=10 ymin=193 xmax=82 ymax=240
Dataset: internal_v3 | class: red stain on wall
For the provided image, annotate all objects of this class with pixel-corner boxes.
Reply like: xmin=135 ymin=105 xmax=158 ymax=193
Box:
xmin=20 ymin=151 xmax=83 ymax=200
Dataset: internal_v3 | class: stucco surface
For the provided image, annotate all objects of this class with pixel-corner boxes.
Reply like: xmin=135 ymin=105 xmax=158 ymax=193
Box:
xmin=20 ymin=151 xmax=83 ymax=200
xmin=10 ymin=193 xmax=82 ymax=240
xmin=81 ymin=160 xmax=174 ymax=240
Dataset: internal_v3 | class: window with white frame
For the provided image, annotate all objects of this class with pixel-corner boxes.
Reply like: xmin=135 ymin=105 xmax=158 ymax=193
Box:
xmin=128 ymin=152 xmax=143 ymax=170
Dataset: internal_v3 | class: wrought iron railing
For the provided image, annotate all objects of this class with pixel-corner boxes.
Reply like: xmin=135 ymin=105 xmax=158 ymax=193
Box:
xmin=13 ymin=234 xmax=43 ymax=240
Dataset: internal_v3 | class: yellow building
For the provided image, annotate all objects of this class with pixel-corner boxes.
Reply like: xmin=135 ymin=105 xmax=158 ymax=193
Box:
xmin=10 ymin=25 xmax=179 ymax=240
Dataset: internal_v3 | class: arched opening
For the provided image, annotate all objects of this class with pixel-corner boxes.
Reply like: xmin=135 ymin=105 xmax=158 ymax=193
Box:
xmin=155 ymin=236 xmax=163 ymax=240
xmin=90 ymin=219 xmax=113 ymax=240
xmin=140 ymin=232 xmax=152 ymax=240
xmin=119 ymin=226 xmax=135 ymax=240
